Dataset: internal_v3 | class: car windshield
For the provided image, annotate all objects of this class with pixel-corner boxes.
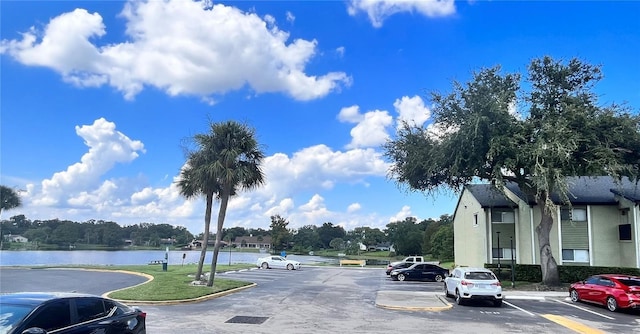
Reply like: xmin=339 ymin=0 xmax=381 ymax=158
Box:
xmin=464 ymin=272 xmax=496 ymax=280
xmin=0 ymin=304 xmax=36 ymax=334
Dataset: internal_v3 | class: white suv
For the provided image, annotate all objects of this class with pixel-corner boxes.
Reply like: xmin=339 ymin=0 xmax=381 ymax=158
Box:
xmin=444 ymin=267 xmax=503 ymax=307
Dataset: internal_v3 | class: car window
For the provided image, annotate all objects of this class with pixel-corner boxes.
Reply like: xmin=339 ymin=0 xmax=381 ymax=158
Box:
xmin=464 ymin=271 xmax=495 ymax=280
xmin=597 ymin=278 xmax=614 ymax=287
xmin=76 ymin=297 xmax=108 ymax=323
xmin=104 ymin=300 xmax=126 ymax=316
xmin=585 ymin=276 xmax=599 ymax=284
xmin=617 ymin=278 xmax=640 ymax=287
xmin=22 ymin=299 xmax=71 ymax=332
xmin=454 ymin=269 xmax=461 ymax=278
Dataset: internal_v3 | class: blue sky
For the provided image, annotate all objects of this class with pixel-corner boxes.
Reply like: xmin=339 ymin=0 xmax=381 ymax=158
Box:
xmin=1 ymin=0 xmax=639 ymax=234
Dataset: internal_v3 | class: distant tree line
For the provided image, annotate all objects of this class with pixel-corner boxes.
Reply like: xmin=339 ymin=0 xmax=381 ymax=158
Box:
xmin=0 ymin=214 xmax=194 ymax=249
xmin=0 ymin=213 xmax=453 ymax=260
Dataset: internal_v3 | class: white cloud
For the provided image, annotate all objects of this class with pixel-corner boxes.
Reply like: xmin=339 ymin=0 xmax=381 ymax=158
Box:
xmin=258 ymin=145 xmax=389 ymax=199
xmin=286 ymin=11 xmax=296 ymax=23
xmin=30 ymin=118 xmax=145 ymax=206
xmin=347 ymin=203 xmax=361 ymax=213
xmin=264 ymin=197 xmax=295 ymax=217
xmin=389 ymin=205 xmax=416 ymax=222
xmin=339 ymin=105 xmax=393 ymax=149
xmin=394 ymin=95 xmax=431 ymax=128
xmin=338 ymin=105 xmax=363 ymax=123
xmin=336 ymin=46 xmax=345 ymax=57
xmin=1 ymin=0 xmax=350 ymax=101
xmin=347 ymin=0 xmax=456 ymax=28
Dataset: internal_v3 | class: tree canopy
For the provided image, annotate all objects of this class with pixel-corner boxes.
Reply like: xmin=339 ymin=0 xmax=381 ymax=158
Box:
xmin=1 ymin=186 xmax=22 ymax=213
xmin=384 ymin=56 xmax=640 ymax=285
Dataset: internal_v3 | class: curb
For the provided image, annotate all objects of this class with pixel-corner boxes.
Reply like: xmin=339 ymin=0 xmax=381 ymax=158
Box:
xmin=376 ymin=294 xmax=453 ymax=312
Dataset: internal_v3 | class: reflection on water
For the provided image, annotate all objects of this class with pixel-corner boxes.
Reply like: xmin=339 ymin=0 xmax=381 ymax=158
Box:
xmin=0 ymin=250 xmax=338 ymax=267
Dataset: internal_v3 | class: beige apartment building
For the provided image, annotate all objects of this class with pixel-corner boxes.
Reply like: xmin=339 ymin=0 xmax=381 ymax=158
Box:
xmin=452 ymin=177 xmax=640 ymax=269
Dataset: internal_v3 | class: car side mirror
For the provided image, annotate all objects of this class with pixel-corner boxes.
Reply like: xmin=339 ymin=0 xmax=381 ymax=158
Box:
xmin=22 ymin=328 xmax=48 ymax=334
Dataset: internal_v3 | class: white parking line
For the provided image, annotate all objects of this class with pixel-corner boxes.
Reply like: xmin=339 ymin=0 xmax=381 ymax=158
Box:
xmin=552 ymin=299 xmax=615 ymax=320
xmin=503 ymin=300 xmax=536 ymax=316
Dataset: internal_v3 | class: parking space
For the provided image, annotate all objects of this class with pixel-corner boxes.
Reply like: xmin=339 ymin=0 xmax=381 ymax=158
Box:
xmin=374 ymin=270 xmax=640 ymax=333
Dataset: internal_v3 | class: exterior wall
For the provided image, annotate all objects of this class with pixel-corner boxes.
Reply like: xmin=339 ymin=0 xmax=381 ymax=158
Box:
xmin=502 ymin=189 xmax=537 ymax=265
xmin=615 ymin=198 xmax=640 ymax=269
xmin=453 ymin=190 xmax=488 ymax=267
xmin=590 ymin=205 xmax=633 ymax=267
xmin=590 ymin=205 xmax=621 ymax=266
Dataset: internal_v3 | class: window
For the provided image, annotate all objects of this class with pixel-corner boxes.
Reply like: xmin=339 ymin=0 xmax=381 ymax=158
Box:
xmin=491 ymin=210 xmax=515 ymax=223
xmin=76 ymin=298 xmax=107 ymax=323
xmin=562 ymin=249 xmax=589 ymax=262
xmin=560 ymin=207 xmax=587 ymax=221
xmin=24 ymin=300 xmax=72 ymax=332
xmin=597 ymin=277 xmax=614 ymax=287
xmin=585 ymin=276 xmax=599 ymax=284
xmin=473 ymin=213 xmax=478 ymax=227
xmin=492 ymin=248 xmax=515 ymax=259
xmin=619 ymin=224 xmax=632 ymax=241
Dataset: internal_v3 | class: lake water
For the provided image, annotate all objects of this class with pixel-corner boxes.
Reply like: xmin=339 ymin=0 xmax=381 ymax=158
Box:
xmin=0 ymin=250 xmax=338 ymax=267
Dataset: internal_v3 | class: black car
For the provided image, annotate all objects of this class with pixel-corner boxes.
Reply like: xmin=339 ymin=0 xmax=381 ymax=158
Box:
xmin=390 ymin=263 xmax=450 ymax=282
xmin=0 ymin=292 xmax=146 ymax=334
xmin=385 ymin=262 xmax=414 ymax=275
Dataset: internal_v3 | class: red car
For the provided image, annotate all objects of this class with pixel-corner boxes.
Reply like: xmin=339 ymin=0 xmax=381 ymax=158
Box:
xmin=569 ymin=274 xmax=640 ymax=312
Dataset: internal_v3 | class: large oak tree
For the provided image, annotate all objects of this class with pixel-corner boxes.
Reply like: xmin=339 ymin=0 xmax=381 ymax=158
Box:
xmin=384 ymin=57 xmax=640 ymax=285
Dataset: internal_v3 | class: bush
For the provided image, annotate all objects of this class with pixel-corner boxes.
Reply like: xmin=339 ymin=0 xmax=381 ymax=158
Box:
xmin=485 ymin=263 xmax=640 ymax=283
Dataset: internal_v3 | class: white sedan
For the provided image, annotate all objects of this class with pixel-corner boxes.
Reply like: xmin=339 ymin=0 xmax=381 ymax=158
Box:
xmin=256 ymin=256 xmax=301 ymax=270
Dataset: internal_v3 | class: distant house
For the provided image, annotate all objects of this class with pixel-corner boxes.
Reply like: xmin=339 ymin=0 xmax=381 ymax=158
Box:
xmin=183 ymin=238 xmax=216 ymax=249
xmin=452 ymin=176 xmax=640 ymax=269
xmin=232 ymin=235 xmax=272 ymax=249
xmin=159 ymin=238 xmax=176 ymax=245
xmin=367 ymin=243 xmax=391 ymax=251
xmin=5 ymin=235 xmax=28 ymax=243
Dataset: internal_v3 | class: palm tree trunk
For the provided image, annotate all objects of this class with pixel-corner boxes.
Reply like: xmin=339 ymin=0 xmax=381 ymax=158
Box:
xmin=535 ymin=191 xmax=561 ymax=286
xmin=207 ymin=189 xmax=230 ymax=287
xmin=196 ymin=192 xmax=214 ymax=281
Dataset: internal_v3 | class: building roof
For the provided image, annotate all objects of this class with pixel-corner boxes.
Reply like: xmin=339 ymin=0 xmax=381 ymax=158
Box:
xmin=465 ymin=184 xmax=517 ymax=208
xmin=505 ymin=176 xmax=640 ymax=205
xmin=233 ymin=235 xmax=272 ymax=244
xmin=611 ymin=186 xmax=640 ymax=204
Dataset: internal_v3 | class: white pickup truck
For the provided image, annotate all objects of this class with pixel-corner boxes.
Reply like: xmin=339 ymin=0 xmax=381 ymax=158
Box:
xmin=389 ymin=256 xmax=427 ymax=267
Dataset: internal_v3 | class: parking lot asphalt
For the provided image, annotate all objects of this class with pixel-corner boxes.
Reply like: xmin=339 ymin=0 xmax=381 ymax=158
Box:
xmin=374 ymin=289 xmax=568 ymax=312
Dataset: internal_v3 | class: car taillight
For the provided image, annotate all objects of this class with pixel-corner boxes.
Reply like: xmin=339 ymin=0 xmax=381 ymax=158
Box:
xmin=491 ymin=282 xmax=501 ymax=287
xmin=461 ymin=280 xmax=473 ymax=287
xmin=139 ymin=312 xmax=147 ymax=319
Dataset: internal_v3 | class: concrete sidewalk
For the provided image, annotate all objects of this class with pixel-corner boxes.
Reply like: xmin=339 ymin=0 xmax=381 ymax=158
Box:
xmin=375 ymin=290 xmax=569 ymax=311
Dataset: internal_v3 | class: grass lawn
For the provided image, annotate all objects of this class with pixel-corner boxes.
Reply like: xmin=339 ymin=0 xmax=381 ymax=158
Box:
xmin=73 ymin=263 xmax=255 ymax=301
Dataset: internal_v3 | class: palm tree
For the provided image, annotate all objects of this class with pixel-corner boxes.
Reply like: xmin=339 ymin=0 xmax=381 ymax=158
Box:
xmin=177 ymin=150 xmax=221 ymax=281
xmin=178 ymin=121 xmax=265 ymax=286
xmin=1 ymin=185 xmax=23 ymax=249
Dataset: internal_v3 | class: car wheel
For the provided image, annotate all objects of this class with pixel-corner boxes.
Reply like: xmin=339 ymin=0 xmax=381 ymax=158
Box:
xmin=570 ymin=289 xmax=580 ymax=302
xmin=287 ymin=264 xmax=294 ymax=270
xmin=397 ymin=274 xmax=406 ymax=281
xmin=444 ymin=283 xmax=452 ymax=298
xmin=606 ymin=296 xmax=618 ymax=312
xmin=493 ymin=299 xmax=502 ymax=307
xmin=435 ymin=274 xmax=444 ymax=282
xmin=261 ymin=262 xmax=269 ymax=269
xmin=455 ymin=289 xmax=465 ymax=305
